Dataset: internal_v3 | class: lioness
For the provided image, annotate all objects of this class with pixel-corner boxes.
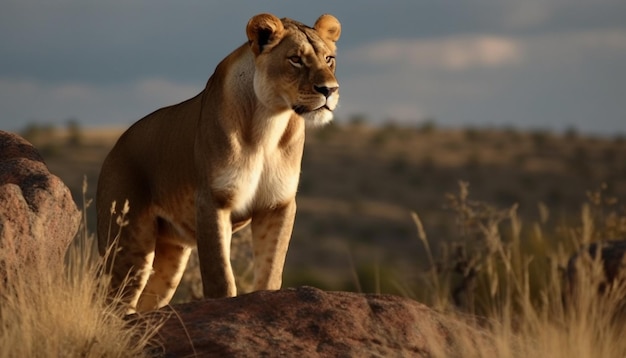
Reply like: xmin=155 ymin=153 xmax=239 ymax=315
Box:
xmin=96 ymin=13 xmax=341 ymax=313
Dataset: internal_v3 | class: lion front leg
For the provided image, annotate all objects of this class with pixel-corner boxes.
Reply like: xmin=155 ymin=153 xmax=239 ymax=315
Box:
xmin=196 ymin=194 xmax=237 ymax=298
xmin=250 ymin=200 xmax=297 ymax=290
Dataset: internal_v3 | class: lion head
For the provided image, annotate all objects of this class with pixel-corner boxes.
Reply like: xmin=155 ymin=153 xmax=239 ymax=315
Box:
xmin=246 ymin=13 xmax=341 ymax=127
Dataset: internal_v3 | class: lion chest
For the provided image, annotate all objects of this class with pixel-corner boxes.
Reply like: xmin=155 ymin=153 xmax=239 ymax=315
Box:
xmin=212 ymin=149 xmax=300 ymax=215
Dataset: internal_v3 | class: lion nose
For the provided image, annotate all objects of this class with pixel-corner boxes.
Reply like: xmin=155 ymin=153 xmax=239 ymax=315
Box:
xmin=314 ymin=84 xmax=339 ymax=98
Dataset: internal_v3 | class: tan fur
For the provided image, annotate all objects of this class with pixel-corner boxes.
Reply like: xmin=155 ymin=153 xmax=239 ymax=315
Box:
xmin=96 ymin=13 xmax=341 ymax=313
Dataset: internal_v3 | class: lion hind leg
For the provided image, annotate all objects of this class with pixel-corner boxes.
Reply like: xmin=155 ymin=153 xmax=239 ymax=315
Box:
xmin=105 ymin=213 xmax=155 ymax=314
xmin=136 ymin=240 xmax=192 ymax=312
xmin=105 ymin=232 xmax=156 ymax=314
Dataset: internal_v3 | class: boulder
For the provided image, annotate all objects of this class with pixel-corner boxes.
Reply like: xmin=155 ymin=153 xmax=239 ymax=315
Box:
xmin=0 ymin=131 xmax=81 ymax=282
xmin=145 ymin=286 xmax=484 ymax=357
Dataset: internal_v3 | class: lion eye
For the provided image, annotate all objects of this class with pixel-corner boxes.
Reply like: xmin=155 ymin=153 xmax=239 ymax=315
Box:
xmin=288 ymin=56 xmax=303 ymax=68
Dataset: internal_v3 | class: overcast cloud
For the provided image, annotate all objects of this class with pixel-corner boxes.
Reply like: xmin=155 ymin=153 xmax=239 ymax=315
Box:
xmin=1 ymin=1 xmax=625 ymax=135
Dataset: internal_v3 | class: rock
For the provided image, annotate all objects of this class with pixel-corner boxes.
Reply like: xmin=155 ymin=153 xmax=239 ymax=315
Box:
xmin=0 ymin=131 xmax=81 ymax=282
xmin=145 ymin=286 xmax=483 ymax=357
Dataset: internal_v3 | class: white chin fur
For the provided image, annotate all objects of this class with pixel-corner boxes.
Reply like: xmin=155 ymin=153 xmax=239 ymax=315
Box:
xmin=302 ymin=108 xmax=334 ymax=127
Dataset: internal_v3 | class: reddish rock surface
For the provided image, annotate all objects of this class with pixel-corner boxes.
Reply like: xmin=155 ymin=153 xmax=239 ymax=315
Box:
xmin=146 ymin=286 xmax=480 ymax=357
xmin=0 ymin=131 xmax=81 ymax=281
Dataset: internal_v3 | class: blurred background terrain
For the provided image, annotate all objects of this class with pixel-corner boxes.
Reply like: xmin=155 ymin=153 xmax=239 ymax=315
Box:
xmin=19 ymin=119 xmax=626 ymax=300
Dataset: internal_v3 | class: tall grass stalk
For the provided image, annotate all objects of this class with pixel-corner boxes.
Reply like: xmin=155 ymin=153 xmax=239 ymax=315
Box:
xmin=0 ymin=183 xmax=162 ymax=357
xmin=415 ymin=182 xmax=626 ymax=357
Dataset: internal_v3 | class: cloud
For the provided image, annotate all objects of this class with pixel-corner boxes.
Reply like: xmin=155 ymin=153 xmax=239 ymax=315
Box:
xmin=337 ymin=29 xmax=626 ymax=133
xmin=1 ymin=27 xmax=624 ymax=135
xmin=344 ymin=35 xmax=523 ymax=71
xmin=499 ymin=1 xmax=556 ymax=29
xmin=336 ymin=33 xmax=525 ymax=122
xmin=497 ymin=0 xmax=626 ymax=31
xmin=0 ymin=77 xmax=200 ymax=130
xmin=527 ymin=28 xmax=626 ymax=57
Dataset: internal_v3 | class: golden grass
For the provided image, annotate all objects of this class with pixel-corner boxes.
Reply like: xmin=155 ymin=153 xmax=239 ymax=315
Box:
xmin=411 ymin=182 xmax=626 ymax=357
xmin=0 ymin=183 xmax=162 ymax=358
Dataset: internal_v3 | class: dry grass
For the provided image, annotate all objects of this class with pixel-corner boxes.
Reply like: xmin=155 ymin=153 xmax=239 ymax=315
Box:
xmin=0 ymin=183 xmax=162 ymax=358
xmin=411 ymin=182 xmax=626 ymax=357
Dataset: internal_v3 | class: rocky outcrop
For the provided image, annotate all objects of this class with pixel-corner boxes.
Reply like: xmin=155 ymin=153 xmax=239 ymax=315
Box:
xmin=0 ymin=131 xmax=81 ymax=281
xmin=146 ymin=286 xmax=485 ymax=357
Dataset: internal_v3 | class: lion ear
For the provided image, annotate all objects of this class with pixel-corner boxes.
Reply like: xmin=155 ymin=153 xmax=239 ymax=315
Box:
xmin=314 ymin=14 xmax=341 ymax=43
xmin=246 ymin=13 xmax=285 ymax=56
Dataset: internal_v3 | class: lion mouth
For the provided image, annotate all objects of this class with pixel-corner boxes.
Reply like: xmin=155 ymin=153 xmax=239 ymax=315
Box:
xmin=293 ymin=104 xmax=331 ymax=115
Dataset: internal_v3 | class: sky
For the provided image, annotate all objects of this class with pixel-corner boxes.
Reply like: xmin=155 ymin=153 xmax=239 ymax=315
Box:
xmin=1 ymin=1 xmax=625 ymax=135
